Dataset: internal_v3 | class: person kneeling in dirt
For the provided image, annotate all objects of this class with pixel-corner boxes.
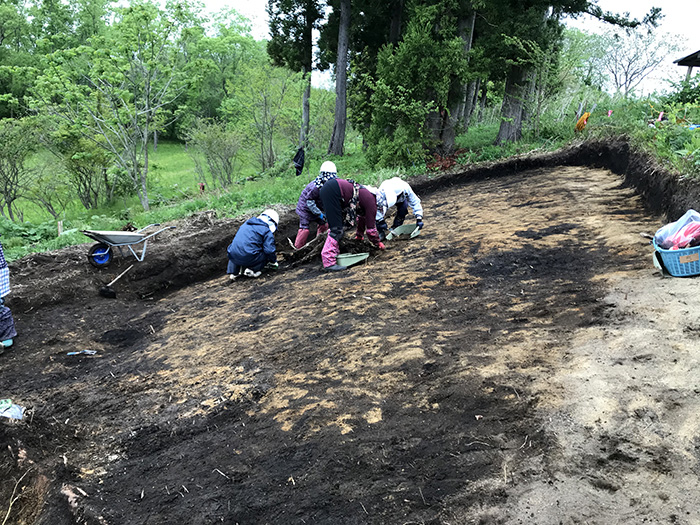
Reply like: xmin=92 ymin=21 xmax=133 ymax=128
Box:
xmin=319 ymin=178 xmax=385 ymax=271
xmin=227 ymin=209 xmax=279 ymax=280
xmin=0 ymin=238 xmax=16 ymax=355
xmin=375 ymin=177 xmax=424 ymax=240
xmin=293 ymin=161 xmax=337 ymax=249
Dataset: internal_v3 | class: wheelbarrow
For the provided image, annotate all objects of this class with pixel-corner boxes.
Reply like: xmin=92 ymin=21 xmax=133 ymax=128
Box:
xmin=81 ymin=224 xmax=176 ymax=268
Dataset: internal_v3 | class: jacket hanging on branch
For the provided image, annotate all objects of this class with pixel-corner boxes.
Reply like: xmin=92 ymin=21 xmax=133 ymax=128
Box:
xmin=293 ymin=148 xmax=305 ymax=176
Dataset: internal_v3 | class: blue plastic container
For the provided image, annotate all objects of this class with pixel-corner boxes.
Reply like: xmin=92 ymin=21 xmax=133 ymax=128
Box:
xmin=653 ymin=239 xmax=700 ymax=277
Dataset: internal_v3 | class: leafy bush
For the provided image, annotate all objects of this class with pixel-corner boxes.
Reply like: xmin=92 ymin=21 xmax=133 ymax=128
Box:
xmin=664 ymin=76 xmax=700 ymax=105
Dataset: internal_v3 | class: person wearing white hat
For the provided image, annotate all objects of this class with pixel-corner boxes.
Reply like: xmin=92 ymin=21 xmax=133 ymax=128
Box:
xmin=226 ymin=209 xmax=279 ymax=279
xmin=375 ymin=177 xmax=424 ymax=240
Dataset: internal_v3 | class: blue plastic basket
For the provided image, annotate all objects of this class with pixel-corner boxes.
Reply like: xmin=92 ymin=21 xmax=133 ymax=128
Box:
xmin=653 ymin=239 xmax=700 ymax=277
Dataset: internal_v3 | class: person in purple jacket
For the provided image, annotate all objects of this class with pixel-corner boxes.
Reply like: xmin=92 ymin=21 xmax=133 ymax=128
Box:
xmin=293 ymin=161 xmax=336 ymax=249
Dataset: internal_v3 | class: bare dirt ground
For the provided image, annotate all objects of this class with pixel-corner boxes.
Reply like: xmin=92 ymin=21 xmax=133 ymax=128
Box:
xmin=2 ymin=141 xmax=700 ymax=524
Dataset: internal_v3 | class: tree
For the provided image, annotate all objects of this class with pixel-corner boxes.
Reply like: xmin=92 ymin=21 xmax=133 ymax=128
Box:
xmin=559 ymin=27 xmax=607 ymax=91
xmin=267 ymin=0 xmax=324 ymax=150
xmin=489 ymin=0 xmax=662 ymax=144
xmin=318 ymin=0 xmax=407 ymax=139
xmin=173 ymin=8 xmax=257 ymax=138
xmin=25 ymin=167 xmax=73 ymax=219
xmin=42 ymin=126 xmax=113 ymax=210
xmin=0 ymin=118 xmax=39 ymax=221
xmin=231 ymin=61 xmax=300 ymax=171
xmin=327 ymin=0 xmax=350 ymax=155
xmin=32 ymin=1 xmax=197 ymax=211
xmin=186 ymin=119 xmax=243 ymax=189
xmin=364 ymin=1 xmax=469 ymax=165
xmin=597 ymin=29 xmax=681 ymax=97
xmin=28 ymin=0 xmax=76 ymax=54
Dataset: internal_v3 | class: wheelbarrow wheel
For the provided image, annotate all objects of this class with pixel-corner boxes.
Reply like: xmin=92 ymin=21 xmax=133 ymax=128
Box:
xmin=88 ymin=243 xmax=112 ymax=268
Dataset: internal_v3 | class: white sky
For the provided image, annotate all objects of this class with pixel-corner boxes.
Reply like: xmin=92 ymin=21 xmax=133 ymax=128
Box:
xmin=566 ymin=0 xmax=700 ymax=55
xmin=206 ymin=0 xmax=270 ymax=40
xmin=212 ymin=0 xmax=700 ymax=94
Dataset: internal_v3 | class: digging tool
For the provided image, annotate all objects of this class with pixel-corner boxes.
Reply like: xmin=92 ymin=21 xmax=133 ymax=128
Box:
xmin=336 ymin=253 xmax=369 ymax=267
xmin=386 ymin=223 xmax=421 ymax=240
xmin=99 ymin=265 xmax=134 ymax=298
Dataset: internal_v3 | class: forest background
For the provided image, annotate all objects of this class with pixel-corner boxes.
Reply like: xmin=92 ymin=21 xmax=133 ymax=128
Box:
xmin=0 ymin=0 xmax=699 ymax=261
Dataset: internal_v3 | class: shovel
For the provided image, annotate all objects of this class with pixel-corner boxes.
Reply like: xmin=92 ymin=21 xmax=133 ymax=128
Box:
xmin=99 ymin=264 xmax=134 ymax=298
xmin=385 ymin=223 xmax=421 ymax=240
xmin=336 ymin=252 xmax=370 ymax=268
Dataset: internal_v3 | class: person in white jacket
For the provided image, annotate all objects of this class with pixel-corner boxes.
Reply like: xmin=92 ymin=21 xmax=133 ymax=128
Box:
xmin=375 ymin=177 xmax=424 ymax=239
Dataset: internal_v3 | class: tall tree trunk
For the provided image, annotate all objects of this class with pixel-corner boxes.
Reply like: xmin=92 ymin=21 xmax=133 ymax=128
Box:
xmin=438 ymin=8 xmax=476 ymax=154
xmin=462 ymin=78 xmax=480 ymax=131
xmin=299 ymin=67 xmax=311 ymax=149
xmin=476 ymin=83 xmax=487 ymax=123
xmin=328 ymin=0 xmax=351 ymax=155
xmin=495 ymin=64 xmax=529 ymax=145
xmin=140 ymin=139 xmax=150 ymax=211
xmin=454 ymin=11 xmax=477 ymax=130
xmin=389 ymin=0 xmax=404 ymax=44
xmin=298 ymin=2 xmax=316 ymax=150
xmin=520 ymin=70 xmax=537 ymax=136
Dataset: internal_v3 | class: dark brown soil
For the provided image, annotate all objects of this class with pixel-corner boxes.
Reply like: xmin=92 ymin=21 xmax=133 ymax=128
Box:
xmin=1 ymin=139 xmax=699 ymax=525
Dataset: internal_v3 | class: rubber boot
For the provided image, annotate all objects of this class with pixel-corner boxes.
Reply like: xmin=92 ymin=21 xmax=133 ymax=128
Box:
xmin=317 ymin=223 xmax=329 ymax=235
xmin=294 ymin=228 xmax=310 ymax=249
xmin=321 ymin=236 xmax=346 ymax=270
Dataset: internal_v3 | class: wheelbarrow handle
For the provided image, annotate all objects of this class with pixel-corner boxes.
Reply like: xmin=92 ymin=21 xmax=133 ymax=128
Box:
xmin=135 ymin=223 xmax=160 ymax=234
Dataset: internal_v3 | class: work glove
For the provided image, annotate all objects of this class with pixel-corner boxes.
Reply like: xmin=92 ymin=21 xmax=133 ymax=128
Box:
xmin=416 ymin=217 xmax=424 ymax=230
xmin=265 ymin=261 xmax=279 ymax=270
xmin=377 ymin=242 xmax=386 ymax=250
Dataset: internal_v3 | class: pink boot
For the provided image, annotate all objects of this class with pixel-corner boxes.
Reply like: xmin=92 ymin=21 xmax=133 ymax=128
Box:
xmin=321 ymin=236 xmax=346 ymax=270
xmin=294 ymin=228 xmax=310 ymax=249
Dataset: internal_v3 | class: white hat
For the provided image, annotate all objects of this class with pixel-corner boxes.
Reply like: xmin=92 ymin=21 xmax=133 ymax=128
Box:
xmin=320 ymin=161 xmax=337 ymax=174
xmin=379 ymin=177 xmax=405 ymax=209
xmin=259 ymin=209 xmax=279 ymax=232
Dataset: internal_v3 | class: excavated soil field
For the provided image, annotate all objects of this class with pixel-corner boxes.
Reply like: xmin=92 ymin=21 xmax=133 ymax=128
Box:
xmin=3 ymin=140 xmax=700 ymax=524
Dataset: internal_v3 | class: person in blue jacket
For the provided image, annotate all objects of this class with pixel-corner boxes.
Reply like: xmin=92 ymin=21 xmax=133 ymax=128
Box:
xmin=227 ymin=209 xmax=279 ymax=280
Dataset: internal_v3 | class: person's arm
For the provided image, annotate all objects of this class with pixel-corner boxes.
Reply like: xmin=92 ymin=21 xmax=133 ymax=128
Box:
xmin=359 ymin=189 xmax=384 ymax=248
xmin=305 ymin=186 xmax=325 ymax=219
xmin=403 ymin=183 xmax=423 ymax=219
xmin=263 ymin=230 xmax=277 ymax=262
xmin=306 ymin=199 xmax=323 ymax=218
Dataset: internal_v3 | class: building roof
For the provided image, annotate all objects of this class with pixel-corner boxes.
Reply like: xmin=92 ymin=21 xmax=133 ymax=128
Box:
xmin=674 ymin=50 xmax=700 ymax=67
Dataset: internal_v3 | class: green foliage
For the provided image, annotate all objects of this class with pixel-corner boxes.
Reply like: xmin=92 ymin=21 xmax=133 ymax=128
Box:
xmin=675 ymin=131 xmax=700 ymax=178
xmin=664 ymin=76 xmax=700 ymax=106
xmin=185 ymin=119 xmax=244 ymax=189
xmin=266 ymin=0 xmax=324 ymax=73
xmin=365 ymin=1 xmax=470 ymax=168
xmin=173 ymin=10 xmax=259 ymax=139
xmin=225 ymin=60 xmax=303 ymax=171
